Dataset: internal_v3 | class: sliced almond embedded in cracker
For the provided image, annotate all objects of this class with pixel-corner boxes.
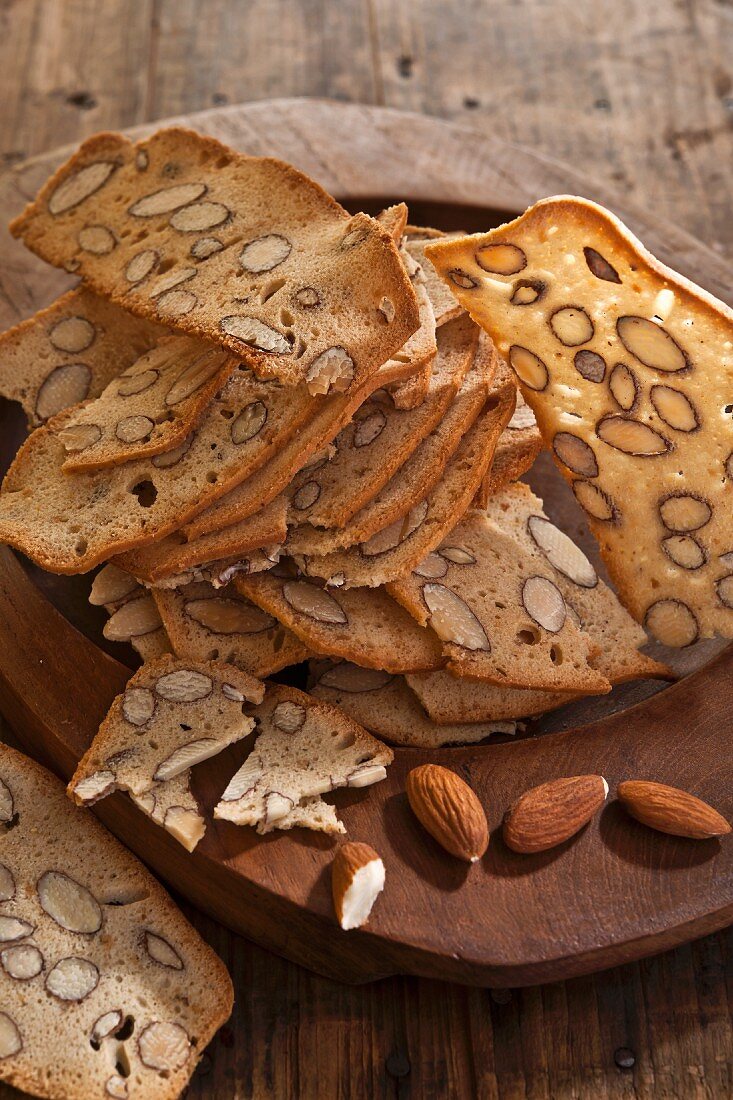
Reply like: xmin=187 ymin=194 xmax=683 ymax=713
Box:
xmin=285 ymin=343 xmax=493 ymax=559
xmin=0 ymin=366 xmax=316 ymax=574
xmin=294 ymin=348 xmax=515 ymax=589
xmin=60 ymin=337 xmax=235 ymax=471
xmin=10 ymin=127 xmax=419 ymax=394
xmin=131 ymin=770 xmax=206 ymax=852
xmin=424 ymin=196 xmax=733 ymax=645
xmin=235 ymin=562 xmax=445 ymax=673
xmin=0 ymin=741 xmax=231 ymax=1099
xmin=92 ymin=565 xmax=173 ymax=661
xmin=286 ymin=314 xmax=477 ymax=530
xmin=484 ymin=482 xmax=672 ymax=683
xmin=69 ymin=655 xmax=263 ymax=802
xmin=214 ymin=683 xmax=392 ymax=834
xmin=112 ymin=493 xmax=288 ymax=583
xmin=143 ymin=546 xmax=280 ymax=591
xmin=310 ymin=660 xmax=516 ymax=746
xmin=388 ymin=509 xmax=611 ymax=693
xmin=0 ymin=287 xmax=165 ymax=428
xmin=152 ymin=580 xmax=310 ymax=676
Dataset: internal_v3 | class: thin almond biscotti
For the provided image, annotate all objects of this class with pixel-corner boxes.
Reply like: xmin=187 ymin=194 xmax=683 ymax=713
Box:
xmin=0 ymin=366 xmax=318 ymax=573
xmin=405 ymin=233 xmax=463 ymax=328
xmin=484 ymin=482 xmax=672 ymax=683
xmin=387 ymin=246 xmax=438 ymax=410
xmin=405 ymin=668 xmax=571 ymax=724
xmin=59 ymin=337 xmax=235 ymax=471
xmin=475 ymin=389 xmax=542 ymax=507
xmin=310 ymin=660 xmax=516 ymax=747
xmin=293 ymin=350 xmax=516 ymax=588
xmin=152 ymin=580 xmax=310 ymax=677
xmin=10 ymin=127 xmax=419 ymax=395
xmin=235 ymin=562 xmax=445 ymax=673
xmin=177 ymin=357 xmax=412 ymax=541
xmin=69 ymin=655 xmax=263 ymax=802
xmin=112 ymin=492 xmax=288 ymax=583
xmin=286 ymin=313 xmax=478 ymax=530
xmin=285 ymin=345 xmax=493 ymax=558
xmin=387 ymin=509 xmax=612 ymax=694
xmin=425 ymin=196 xmax=733 ymax=646
xmin=0 ymin=741 xmax=232 ymax=1100
xmin=214 ymin=683 xmax=392 ymax=833
xmin=0 ymin=287 xmax=165 ymax=427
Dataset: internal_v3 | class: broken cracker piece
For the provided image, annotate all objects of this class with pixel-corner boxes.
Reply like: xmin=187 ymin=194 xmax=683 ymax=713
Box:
xmin=214 ymin=683 xmax=392 ymax=834
xmin=131 ymin=770 xmax=206 ymax=852
xmin=69 ymin=655 xmax=263 ymax=802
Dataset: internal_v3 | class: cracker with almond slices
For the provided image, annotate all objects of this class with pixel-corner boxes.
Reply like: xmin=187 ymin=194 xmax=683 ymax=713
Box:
xmin=286 ymin=343 xmax=493 ymax=558
xmin=0 ymin=741 xmax=231 ymax=1100
xmin=214 ymin=683 xmax=392 ymax=834
xmin=0 ymin=287 xmax=165 ymax=427
xmin=0 ymin=366 xmax=317 ymax=573
xmin=425 ymin=196 xmax=733 ymax=646
xmin=311 ymin=660 xmax=516 ymax=747
xmin=235 ymin=562 xmax=445 ymax=673
xmin=387 ymin=509 xmax=611 ymax=694
xmin=10 ymin=127 xmax=419 ymax=395
xmin=293 ymin=347 xmax=515 ymax=589
xmin=68 ymin=655 xmax=263 ymax=803
xmin=153 ymin=580 xmax=310 ymax=677
xmin=60 ymin=337 xmax=235 ymax=471
xmin=484 ymin=482 xmax=672 ymax=684
xmin=286 ymin=313 xmax=477 ymax=530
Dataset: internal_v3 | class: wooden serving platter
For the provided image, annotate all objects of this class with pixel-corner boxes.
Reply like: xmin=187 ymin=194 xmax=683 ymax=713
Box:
xmin=0 ymin=99 xmax=730 ymax=987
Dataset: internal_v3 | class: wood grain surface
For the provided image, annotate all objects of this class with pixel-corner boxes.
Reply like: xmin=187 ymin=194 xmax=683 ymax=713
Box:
xmin=0 ymin=3 xmax=732 ymax=1097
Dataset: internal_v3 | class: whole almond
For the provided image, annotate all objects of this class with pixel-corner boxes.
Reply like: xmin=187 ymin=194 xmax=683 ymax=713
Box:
xmin=331 ymin=842 xmax=385 ymax=930
xmin=503 ymin=774 xmax=608 ymax=853
xmin=618 ymin=780 xmax=731 ymax=840
xmin=406 ymin=764 xmax=488 ymax=862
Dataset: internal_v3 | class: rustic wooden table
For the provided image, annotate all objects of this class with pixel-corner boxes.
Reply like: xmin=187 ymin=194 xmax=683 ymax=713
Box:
xmin=0 ymin=2 xmax=731 ymax=1097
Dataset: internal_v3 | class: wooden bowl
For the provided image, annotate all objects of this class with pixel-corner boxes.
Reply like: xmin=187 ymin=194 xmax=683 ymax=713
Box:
xmin=0 ymin=100 xmax=730 ymax=986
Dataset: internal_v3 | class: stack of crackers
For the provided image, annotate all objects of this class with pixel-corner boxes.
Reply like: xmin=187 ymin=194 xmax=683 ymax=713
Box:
xmin=2 ymin=126 xmax=730 ymax=854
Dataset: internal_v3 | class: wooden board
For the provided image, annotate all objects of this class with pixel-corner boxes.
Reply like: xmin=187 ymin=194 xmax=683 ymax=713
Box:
xmin=0 ymin=99 xmax=730 ymax=987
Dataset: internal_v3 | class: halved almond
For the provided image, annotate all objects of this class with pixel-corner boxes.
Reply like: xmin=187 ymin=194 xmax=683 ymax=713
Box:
xmin=331 ymin=842 xmax=385 ymax=930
